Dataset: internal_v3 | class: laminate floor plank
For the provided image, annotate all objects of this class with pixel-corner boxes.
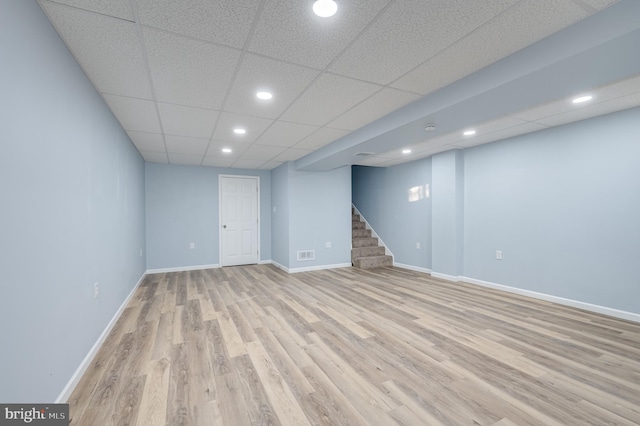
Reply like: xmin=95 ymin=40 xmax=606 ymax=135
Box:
xmin=67 ymin=265 xmax=640 ymax=425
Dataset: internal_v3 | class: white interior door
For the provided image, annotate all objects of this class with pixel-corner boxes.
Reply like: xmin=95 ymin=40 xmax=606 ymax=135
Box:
xmin=220 ymin=176 xmax=259 ymax=266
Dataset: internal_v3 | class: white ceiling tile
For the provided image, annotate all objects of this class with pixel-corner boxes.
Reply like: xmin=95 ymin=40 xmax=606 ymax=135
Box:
xmin=577 ymin=0 xmax=618 ymax=10
xmin=280 ymin=74 xmax=381 ymax=126
xmin=224 ymin=53 xmax=320 ymax=119
xmin=273 ymin=148 xmax=313 ymax=162
xmin=205 ymin=141 xmax=251 ymax=157
xmin=136 ymin=0 xmax=260 ymax=48
xmin=230 ymin=158 xmax=268 ymax=170
xmin=241 ymin=145 xmax=287 ymax=160
xmin=294 ymin=127 xmax=350 ymax=150
xmin=165 ymin=135 xmax=209 ymax=156
xmin=103 ymin=95 xmax=161 ymax=133
xmin=140 ymin=151 xmax=168 ymax=163
xmin=259 ymin=161 xmax=284 ymax=170
xmin=328 ymin=88 xmax=421 ymax=131
xmin=157 ymin=103 xmax=218 ymax=139
xmin=42 ymin=0 xmax=134 ymax=20
xmin=254 ymin=121 xmax=319 ymax=147
xmin=168 ymin=153 xmax=204 ymax=166
xmin=202 ymin=156 xmax=236 ymax=168
xmin=330 ymin=0 xmax=518 ymax=85
xmin=248 ymin=0 xmax=392 ymax=69
xmin=41 ymin=2 xmax=152 ymax=98
xmin=127 ymin=131 xmax=165 ymax=152
xmin=211 ymin=112 xmax=274 ymax=144
xmin=535 ymin=92 xmax=640 ymax=127
xmin=391 ymin=0 xmax=588 ymax=95
xmin=143 ymin=28 xmax=241 ymax=109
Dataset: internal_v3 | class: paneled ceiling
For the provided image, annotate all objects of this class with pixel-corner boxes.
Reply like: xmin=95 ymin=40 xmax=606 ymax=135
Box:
xmin=38 ymin=0 xmax=640 ymax=171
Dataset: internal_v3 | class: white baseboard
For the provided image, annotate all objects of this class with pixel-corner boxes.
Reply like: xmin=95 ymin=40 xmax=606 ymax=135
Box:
xmin=258 ymin=260 xmax=272 ymax=265
xmin=146 ymin=264 xmax=220 ymax=274
xmin=462 ymin=276 xmax=640 ymax=324
xmin=431 ymin=272 xmax=462 ymax=282
xmin=56 ymin=272 xmax=147 ymax=403
xmin=393 ymin=262 xmax=432 ymax=274
xmin=270 ymin=261 xmax=352 ymax=274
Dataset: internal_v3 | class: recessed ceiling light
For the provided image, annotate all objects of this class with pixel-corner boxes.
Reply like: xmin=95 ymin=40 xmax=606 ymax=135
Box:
xmin=256 ymin=91 xmax=273 ymax=100
xmin=233 ymin=128 xmax=246 ymax=135
xmin=463 ymin=129 xmax=476 ymax=136
xmin=222 ymin=148 xmax=232 ymax=153
xmin=572 ymin=95 xmax=593 ymax=104
xmin=313 ymin=0 xmax=337 ymax=17
xmin=402 ymin=149 xmax=412 ymax=154
xmin=424 ymin=125 xmax=436 ymax=132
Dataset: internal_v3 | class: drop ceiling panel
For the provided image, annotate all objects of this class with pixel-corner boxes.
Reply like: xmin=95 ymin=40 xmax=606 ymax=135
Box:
xmin=328 ymin=88 xmax=421 ymax=131
xmin=280 ymin=74 xmax=381 ymax=126
xmin=103 ymin=95 xmax=161 ymax=133
xmin=157 ymin=103 xmax=218 ymax=139
xmin=143 ymin=28 xmax=241 ymax=109
xmin=230 ymin=158 xmax=268 ymax=170
xmin=202 ymin=157 xmax=236 ymax=168
xmin=205 ymin=141 xmax=252 ymax=157
xmin=41 ymin=2 xmax=152 ymax=98
xmin=165 ymin=135 xmax=209 ymax=156
xmin=273 ymin=148 xmax=314 ymax=162
xmin=168 ymin=153 xmax=204 ymax=166
xmin=254 ymin=121 xmax=319 ymax=147
xmin=391 ymin=0 xmax=588 ymax=95
xmin=294 ymin=127 xmax=350 ymax=150
xmin=259 ymin=161 xmax=284 ymax=170
xmin=211 ymin=112 xmax=274 ymax=144
xmin=248 ymin=0 xmax=392 ymax=69
xmin=127 ymin=131 xmax=165 ymax=152
xmin=241 ymin=144 xmax=287 ymax=160
xmin=329 ymin=0 xmax=518 ymax=85
xmin=42 ymin=0 xmax=134 ymax=22
xmin=224 ymin=54 xmax=320 ymax=119
xmin=136 ymin=0 xmax=260 ymax=48
xmin=579 ymin=0 xmax=618 ymax=9
xmin=140 ymin=151 xmax=168 ymax=163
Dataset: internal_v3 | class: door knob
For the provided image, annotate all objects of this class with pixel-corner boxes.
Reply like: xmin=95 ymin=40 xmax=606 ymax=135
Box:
xmin=223 ymin=225 xmax=227 ymax=229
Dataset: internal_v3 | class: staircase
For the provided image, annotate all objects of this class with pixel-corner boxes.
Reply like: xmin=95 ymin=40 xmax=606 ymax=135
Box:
xmin=351 ymin=208 xmax=393 ymax=269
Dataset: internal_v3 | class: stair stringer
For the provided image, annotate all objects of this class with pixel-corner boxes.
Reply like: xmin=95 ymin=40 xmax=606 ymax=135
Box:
xmin=351 ymin=204 xmax=394 ymax=263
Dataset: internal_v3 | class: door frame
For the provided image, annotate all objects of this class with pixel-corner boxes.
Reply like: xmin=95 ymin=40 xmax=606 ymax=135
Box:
xmin=218 ymin=174 xmax=261 ymax=267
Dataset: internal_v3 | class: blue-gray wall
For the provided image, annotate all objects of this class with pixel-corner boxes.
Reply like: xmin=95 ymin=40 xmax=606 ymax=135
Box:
xmin=464 ymin=107 xmax=640 ymax=314
xmin=0 ymin=0 xmax=146 ymax=402
xmin=352 ymin=159 xmax=432 ymax=269
xmin=272 ymin=163 xmax=351 ymax=270
xmin=353 ymin=107 xmax=640 ymax=315
xmin=145 ymin=163 xmax=271 ymax=270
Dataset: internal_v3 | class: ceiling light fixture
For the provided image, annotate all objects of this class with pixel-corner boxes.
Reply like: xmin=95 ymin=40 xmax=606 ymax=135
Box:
xmin=424 ymin=125 xmax=436 ymax=132
xmin=313 ymin=0 xmax=337 ymax=17
xmin=402 ymin=149 xmax=412 ymax=154
xmin=256 ymin=91 xmax=273 ymax=100
xmin=233 ymin=128 xmax=246 ymax=135
xmin=463 ymin=129 xmax=476 ymax=136
xmin=222 ymin=148 xmax=232 ymax=153
xmin=572 ymin=95 xmax=593 ymax=104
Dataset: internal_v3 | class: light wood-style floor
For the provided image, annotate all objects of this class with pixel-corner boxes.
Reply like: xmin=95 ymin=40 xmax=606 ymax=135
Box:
xmin=68 ymin=265 xmax=640 ymax=425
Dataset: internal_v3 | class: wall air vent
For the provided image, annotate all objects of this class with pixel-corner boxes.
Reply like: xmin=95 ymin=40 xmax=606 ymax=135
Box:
xmin=297 ymin=250 xmax=316 ymax=261
xmin=354 ymin=152 xmax=375 ymax=157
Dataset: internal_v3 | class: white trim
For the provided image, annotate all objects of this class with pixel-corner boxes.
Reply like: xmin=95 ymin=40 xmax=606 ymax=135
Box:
xmin=56 ymin=272 xmax=146 ymax=403
xmin=146 ymin=264 xmax=220 ymax=274
xmin=351 ymin=204 xmax=394 ymax=260
xmin=271 ymin=260 xmax=289 ymax=272
xmin=393 ymin=262 xmax=432 ymax=274
xmin=431 ymin=272 xmax=462 ymax=282
xmin=288 ymin=263 xmax=352 ymax=274
xmin=258 ymin=260 xmax=272 ymax=265
xmin=219 ymin=174 xmax=260 ymax=267
xmin=462 ymin=276 xmax=640 ymax=324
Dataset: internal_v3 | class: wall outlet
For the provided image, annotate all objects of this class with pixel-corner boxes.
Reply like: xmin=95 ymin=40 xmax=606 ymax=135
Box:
xmin=496 ymin=250 xmax=503 ymax=260
xmin=94 ymin=282 xmax=99 ymax=299
xmin=326 ymin=241 xmax=332 ymax=249
xmin=190 ymin=242 xmax=195 ymax=249
xmin=416 ymin=242 xmax=421 ymax=249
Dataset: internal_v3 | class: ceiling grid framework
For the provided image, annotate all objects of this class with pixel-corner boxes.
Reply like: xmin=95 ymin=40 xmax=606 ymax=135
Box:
xmin=37 ymin=0 xmax=640 ymax=170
